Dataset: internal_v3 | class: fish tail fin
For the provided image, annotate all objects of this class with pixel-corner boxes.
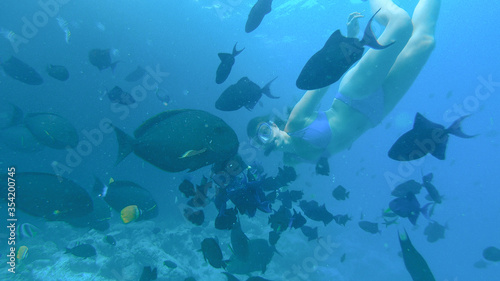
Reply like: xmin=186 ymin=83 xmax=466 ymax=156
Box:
xmin=262 ymin=77 xmax=279 ymax=99
xmin=112 ymin=125 xmax=135 ymax=165
xmin=421 ymin=203 xmax=433 ymax=220
xmin=110 ymin=61 xmax=119 ymax=73
xmin=361 ymin=8 xmax=395 ymax=50
xmin=272 ymin=245 xmax=283 ymax=256
xmin=232 ymin=42 xmax=245 ymax=57
xmin=92 ymin=176 xmax=105 ymax=195
xmin=446 ymin=115 xmax=476 ymax=138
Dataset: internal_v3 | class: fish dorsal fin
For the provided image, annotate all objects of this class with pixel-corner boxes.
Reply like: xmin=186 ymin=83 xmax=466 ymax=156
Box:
xmin=134 ymin=109 xmax=189 ymax=138
xmin=413 ymin=113 xmax=440 ymax=130
xmin=218 ymin=53 xmax=232 ymax=61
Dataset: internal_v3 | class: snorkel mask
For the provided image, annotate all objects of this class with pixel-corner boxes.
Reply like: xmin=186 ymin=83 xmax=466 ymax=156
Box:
xmin=257 ymin=122 xmax=275 ymax=144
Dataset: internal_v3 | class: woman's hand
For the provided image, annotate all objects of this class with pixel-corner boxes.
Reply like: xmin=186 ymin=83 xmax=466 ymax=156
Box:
xmin=347 ymin=12 xmax=364 ymax=38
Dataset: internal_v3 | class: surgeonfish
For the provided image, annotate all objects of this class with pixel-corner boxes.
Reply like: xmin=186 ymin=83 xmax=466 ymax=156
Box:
xmin=388 ymin=113 xmax=475 ymax=161
xmin=296 ymin=8 xmax=393 ymax=90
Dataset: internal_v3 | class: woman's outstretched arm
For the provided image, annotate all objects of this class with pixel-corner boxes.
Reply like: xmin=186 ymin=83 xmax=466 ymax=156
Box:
xmin=285 ymin=86 xmax=330 ymax=132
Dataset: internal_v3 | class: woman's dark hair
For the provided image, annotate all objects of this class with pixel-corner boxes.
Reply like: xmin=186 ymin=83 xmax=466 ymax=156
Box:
xmin=246 ymin=115 xmax=270 ymax=139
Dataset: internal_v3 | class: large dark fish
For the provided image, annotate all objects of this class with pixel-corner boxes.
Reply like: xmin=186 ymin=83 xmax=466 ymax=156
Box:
xmin=2 ymin=172 xmax=93 ymax=220
xmin=215 ymin=207 xmax=238 ymax=230
xmin=424 ymin=221 xmax=446 ymax=243
xmin=247 ymin=277 xmax=271 ymax=281
xmin=333 ymin=214 xmax=351 ymax=226
xmin=216 ymin=77 xmax=278 ymax=111
xmin=289 ymin=190 xmax=303 ymax=202
xmin=226 ymin=239 xmax=274 ymax=274
xmin=391 ymin=180 xmax=422 ymax=198
xmin=483 ymin=246 xmax=500 ymax=262
xmin=65 ymin=243 xmax=97 ymax=259
xmin=268 ymin=230 xmax=280 ymax=246
xmin=113 ymin=109 xmax=239 ymax=172
xmin=0 ymin=125 xmax=44 ymax=152
xmin=46 ymin=64 xmax=69 ymax=81
xmin=398 ymin=230 xmax=436 ymax=281
xmin=187 ymin=176 xmax=212 ymax=208
xmin=105 ymin=235 xmax=116 ymax=246
xmin=93 ymin=178 xmax=158 ymax=220
xmin=332 ymin=185 xmax=349 ymax=201
xmin=124 ymin=66 xmax=146 ymax=82
xmin=184 ymin=208 xmax=204 ymax=226
xmin=88 ymin=48 xmax=118 ymax=71
xmin=222 ymin=272 xmax=240 ymax=281
xmin=290 ymin=209 xmax=307 ymax=229
xmin=139 ymin=266 xmax=157 ymax=281
xmin=163 ymin=260 xmax=177 ymax=269
xmin=245 ymin=0 xmax=273 ymax=33
xmin=315 ymin=156 xmax=330 ymax=176
xmin=301 ymin=225 xmax=319 ymax=241
xmin=277 ymin=190 xmax=292 ymax=209
xmin=231 ymin=219 xmax=249 ymax=261
xmin=107 ymin=86 xmax=136 ymax=105
xmin=23 ymin=113 xmax=79 ymax=149
xmin=388 ymin=113 xmax=475 ymax=161
xmin=216 ymin=43 xmax=244 ymax=84
xmin=260 ymin=166 xmax=297 ymax=191
xmin=268 ymin=205 xmax=292 ymax=232
xmin=1 ymin=56 xmax=43 ymax=85
xmin=179 ymin=179 xmax=196 ymax=198
xmin=296 ymin=8 xmax=393 ymax=90
xmin=201 ymin=238 xmax=226 ymax=269
xmin=358 ymin=221 xmax=380 ymax=234
xmin=0 ymin=101 xmax=23 ymax=129
xmin=299 ymin=200 xmax=334 ymax=226
xmin=63 ymin=195 xmax=111 ymax=231
xmin=422 ymin=173 xmax=442 ymax=204
xmin=389 ymin=192 xmax=430 ymax=225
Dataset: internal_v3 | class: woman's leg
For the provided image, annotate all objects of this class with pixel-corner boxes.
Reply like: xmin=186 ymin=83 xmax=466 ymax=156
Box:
xmin=382 ymin=0 xmax=441 ymax=113
xmin=338 ymin=0 xmax=413 ymax=99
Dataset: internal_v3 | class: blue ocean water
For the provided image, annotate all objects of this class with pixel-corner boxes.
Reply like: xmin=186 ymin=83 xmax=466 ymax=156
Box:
xmin=0 ymin=0 xmax=499 ymax=280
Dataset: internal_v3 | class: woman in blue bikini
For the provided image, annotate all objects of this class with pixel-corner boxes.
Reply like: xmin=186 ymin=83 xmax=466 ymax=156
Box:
xmin=254 ymin=0 xmax=440 ymax=164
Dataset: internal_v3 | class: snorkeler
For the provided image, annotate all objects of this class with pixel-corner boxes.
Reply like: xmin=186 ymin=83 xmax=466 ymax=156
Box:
xmin=251 ymin=0 xmax=440 ymax=164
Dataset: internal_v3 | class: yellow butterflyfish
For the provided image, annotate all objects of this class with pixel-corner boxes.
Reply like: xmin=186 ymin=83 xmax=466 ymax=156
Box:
xmin=17 ymin=246 xmax=28 ymax=260
xmin=121 ymin=205 xmax=140 ymax=224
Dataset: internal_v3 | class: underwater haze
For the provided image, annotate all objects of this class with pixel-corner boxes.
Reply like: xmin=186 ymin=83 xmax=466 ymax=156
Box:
xmin=1 ymin=0 xmax=499 ymax=280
